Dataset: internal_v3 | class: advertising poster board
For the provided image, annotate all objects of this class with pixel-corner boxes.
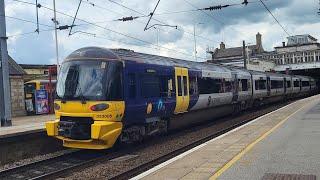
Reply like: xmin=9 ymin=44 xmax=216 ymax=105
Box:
xmin=35 ymin=90 xmax=49 ymax=114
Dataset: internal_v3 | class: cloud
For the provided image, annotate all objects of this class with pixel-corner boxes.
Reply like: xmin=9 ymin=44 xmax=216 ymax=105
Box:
xmin=4 ymin=0 xmax=320 ymax=64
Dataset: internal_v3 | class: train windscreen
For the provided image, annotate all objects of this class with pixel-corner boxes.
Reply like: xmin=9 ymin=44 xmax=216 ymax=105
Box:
xmin=56 ymin=60 xmax=122 ymax=101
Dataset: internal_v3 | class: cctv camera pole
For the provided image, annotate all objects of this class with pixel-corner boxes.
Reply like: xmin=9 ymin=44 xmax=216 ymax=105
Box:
xmin=0 ymin=0 xmax=12 ymax=126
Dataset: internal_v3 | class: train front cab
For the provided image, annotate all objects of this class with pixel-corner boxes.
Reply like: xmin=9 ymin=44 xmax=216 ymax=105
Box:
xmin=46 ymin=58 xmax=124 ymax=149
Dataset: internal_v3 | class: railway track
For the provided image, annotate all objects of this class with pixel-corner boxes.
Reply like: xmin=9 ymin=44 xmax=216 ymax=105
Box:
xmin=0 ymin=149 xmax=120 ymax=180
xmin=0 ymin=101 xmax=294 ymax=180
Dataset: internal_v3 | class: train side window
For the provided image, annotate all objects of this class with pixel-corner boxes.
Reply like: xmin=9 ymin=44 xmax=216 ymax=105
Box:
xmin=271 ymin=80 xmax=284 ymax=89
xmin=271 ymin=80 xmax=276 ymax=89
xmin=198 ymin=77 xmax=223 ymax=94
xmin=177 ymin=76 xmax=182 ymax=96
xmin=280 ymin=80 xmax=284 ymax=88
xmin=294 ymin=80 xmax=300 ymax=87
xmin=224 ymin=79 xmax=232 ymax=92
xmin=287 ymin=81 xmax=291 ymax=88
xmin=189 ymin=76 xmax=198 ymax=95
xmin=241 ymin=79 xmax=248 ymax=91
xmin=183 ymin=76 xmax=188 ymax=96
xmin=255 ymin=80 xmax=266 ymax=90
xmin=141 ymin=74 xmax=160 ymax=98
xmin=160 ymin=75 xmax=169 ymax=97
xmin=255 ymin=80 xmax=259 ymax=90
xmin=128 ymin=73 xmax=136 ymax=98
xmin=302 ymin=81 xmax=310 ymax=87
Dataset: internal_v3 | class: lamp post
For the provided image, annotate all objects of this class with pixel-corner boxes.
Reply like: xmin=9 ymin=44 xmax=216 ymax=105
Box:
xmin=193 ymin=23 xmax=204 ymax=62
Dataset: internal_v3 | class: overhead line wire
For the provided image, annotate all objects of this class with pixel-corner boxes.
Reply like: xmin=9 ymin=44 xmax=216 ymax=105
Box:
xmin=259 ymin=0 xmax=302 ymax=50
xmin=7 ymin=28 xmax=56 ymax=37
xmin=12 ymin=0 xmax=207 ymax=60
xmin=69 ymin=0 xmax=83 ymax=35
xmin=106 ymin=0 xmax=221 ymax=44
xmin=259 ymin=0 xmax=291 ymax=38
xmin=75 ymin=33 xmax=208 ymax=60
xmin=138 ymin=0 xmax=266 ymax=16
xmin=4 ymin=15 xmax=54 ymax=28
xmin=82 ymin=0 xmax=213 ymax=46
xmin=183 ymin=0 xmax=250 ymax=39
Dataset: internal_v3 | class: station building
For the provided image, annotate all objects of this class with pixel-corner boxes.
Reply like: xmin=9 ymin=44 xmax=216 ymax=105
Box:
xmin=19 ymin=64 xmax=56 ymax=82
xmin=8 ymin=56 xmax=27 ymax=117
xmin=207 ymin=33 xmax=275 ymax=72
xmin=264 ymin=34 xmax=320 ymax=76
xmin=208 ymin=33 xmax=320 ymax=76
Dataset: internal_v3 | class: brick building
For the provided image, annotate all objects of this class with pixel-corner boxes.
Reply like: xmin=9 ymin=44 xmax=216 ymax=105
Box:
xmin=19 ymin=64 xmax=56 ymax=82
xmin=207 ymin=33 xmax=275 ymax=72
xmin=8 ymin=56 xmax=27 ymax=117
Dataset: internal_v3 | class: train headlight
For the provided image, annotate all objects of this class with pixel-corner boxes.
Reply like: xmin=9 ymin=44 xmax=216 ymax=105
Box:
xmin=90 ymin=103 xmax=109 ymax=111
xmin=54 ymin=103 xmax=60 ymax=110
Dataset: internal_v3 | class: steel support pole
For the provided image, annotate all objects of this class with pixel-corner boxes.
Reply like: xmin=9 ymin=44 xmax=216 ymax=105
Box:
xmin=242 ymin=40 xmax=247 ymax=70
xmin=0 ymin=0 xmax=12 ymax=126
xmin=53 ymin=0 xmax=59 ymax=76
xmin=193 ymin=24 xmax=197 ymax=62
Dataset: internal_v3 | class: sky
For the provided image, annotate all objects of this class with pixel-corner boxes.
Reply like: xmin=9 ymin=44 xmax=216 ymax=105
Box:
xmin=4 ymin=0 xmax=320 ymax=65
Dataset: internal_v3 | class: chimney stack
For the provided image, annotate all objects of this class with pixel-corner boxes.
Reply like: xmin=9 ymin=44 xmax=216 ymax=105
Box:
xmin=255 ymin=32 xmax=264 ymax=53
xmin=220 ymin=42 xmax=225 ymax=49
xmin=282 ymin=42 xmax=285 ymax=47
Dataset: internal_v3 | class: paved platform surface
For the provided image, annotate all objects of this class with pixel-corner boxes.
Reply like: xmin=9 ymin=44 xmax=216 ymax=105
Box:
xmin=0 ymin=114 xmax=55 ymax=138
xmin=134 ymin=94 xmax=320 ymax=180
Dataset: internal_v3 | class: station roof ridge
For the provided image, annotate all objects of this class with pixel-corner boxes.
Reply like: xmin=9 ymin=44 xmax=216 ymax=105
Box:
xmin=9 ymin=55 xmax=27 ymax=76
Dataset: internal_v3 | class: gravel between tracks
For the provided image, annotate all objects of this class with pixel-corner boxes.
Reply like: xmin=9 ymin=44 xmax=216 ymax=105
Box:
xmin=59 ymin=102 xmax=291 ymax=180
xmin=0 ymin=149 xmax=77 ymax=171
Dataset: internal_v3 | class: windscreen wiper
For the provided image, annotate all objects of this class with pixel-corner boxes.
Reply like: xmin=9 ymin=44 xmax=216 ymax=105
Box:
xmin=61 ymin=95 xmax=67 ymax=104
xmin=77 ymin=86 xmax=87 ymax=104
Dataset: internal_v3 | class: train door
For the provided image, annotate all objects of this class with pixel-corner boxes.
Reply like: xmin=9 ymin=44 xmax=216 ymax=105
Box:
xmin=232 ymin=73 xmax=238 ymax=102
xmin=267 ymin=76 xmax=271 ymax=96
xmin=174 ymin=67 xmax=189 ymax=113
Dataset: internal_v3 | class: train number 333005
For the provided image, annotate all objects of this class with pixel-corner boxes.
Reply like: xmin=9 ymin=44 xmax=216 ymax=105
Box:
xmin=96 ymin=114 xmax=112 ymax=118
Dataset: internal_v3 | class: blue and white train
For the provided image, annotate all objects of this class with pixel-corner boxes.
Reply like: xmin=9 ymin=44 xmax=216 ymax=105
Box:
xmin=46 ymin=47 xmax=318 ymax=149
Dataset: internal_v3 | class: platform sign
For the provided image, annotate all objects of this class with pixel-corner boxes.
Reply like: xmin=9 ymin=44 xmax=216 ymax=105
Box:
xmin=35 ymin=90 xmax=49 ymax=114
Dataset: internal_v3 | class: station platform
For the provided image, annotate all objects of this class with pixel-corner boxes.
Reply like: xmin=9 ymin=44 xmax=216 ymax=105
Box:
xmin=0 ymin=114 xmax=55 ymax=138
xmin=133 ymin=94 xmax=320 ymax=180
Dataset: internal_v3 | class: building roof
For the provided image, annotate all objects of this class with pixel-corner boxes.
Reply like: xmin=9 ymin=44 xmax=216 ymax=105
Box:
xmin=19 ymin=64 xmax=55 ymax=69
xmin=274 ymin=42 xmax=320 ymax=49
xmin=287 ymin=34 xmax=317 ymax=41
xmin=9 ymin=56 xmax=27 ymax=76
xmin=212 ymin=45 xmax=257 ymax=59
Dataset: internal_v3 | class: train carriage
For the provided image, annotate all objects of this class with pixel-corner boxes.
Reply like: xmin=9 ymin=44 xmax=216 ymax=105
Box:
xmin=46 ymin=47 xmax=318 ymax=149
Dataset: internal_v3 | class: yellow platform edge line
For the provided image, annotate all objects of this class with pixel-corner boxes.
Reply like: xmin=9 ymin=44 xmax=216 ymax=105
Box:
xmin=209 ymin=99 xmax=315 ymax=180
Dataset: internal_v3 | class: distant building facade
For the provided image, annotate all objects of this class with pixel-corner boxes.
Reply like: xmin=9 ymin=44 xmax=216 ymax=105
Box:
xmin=9 ymin=56 xmax=27 ymax=117
xmin=207 ymin=33 xmax=275 ymax=72
xmin=263 ymin=34 xmax=320 ymax=73
xmin=19 ymin=64 xmax=56 ymax=82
